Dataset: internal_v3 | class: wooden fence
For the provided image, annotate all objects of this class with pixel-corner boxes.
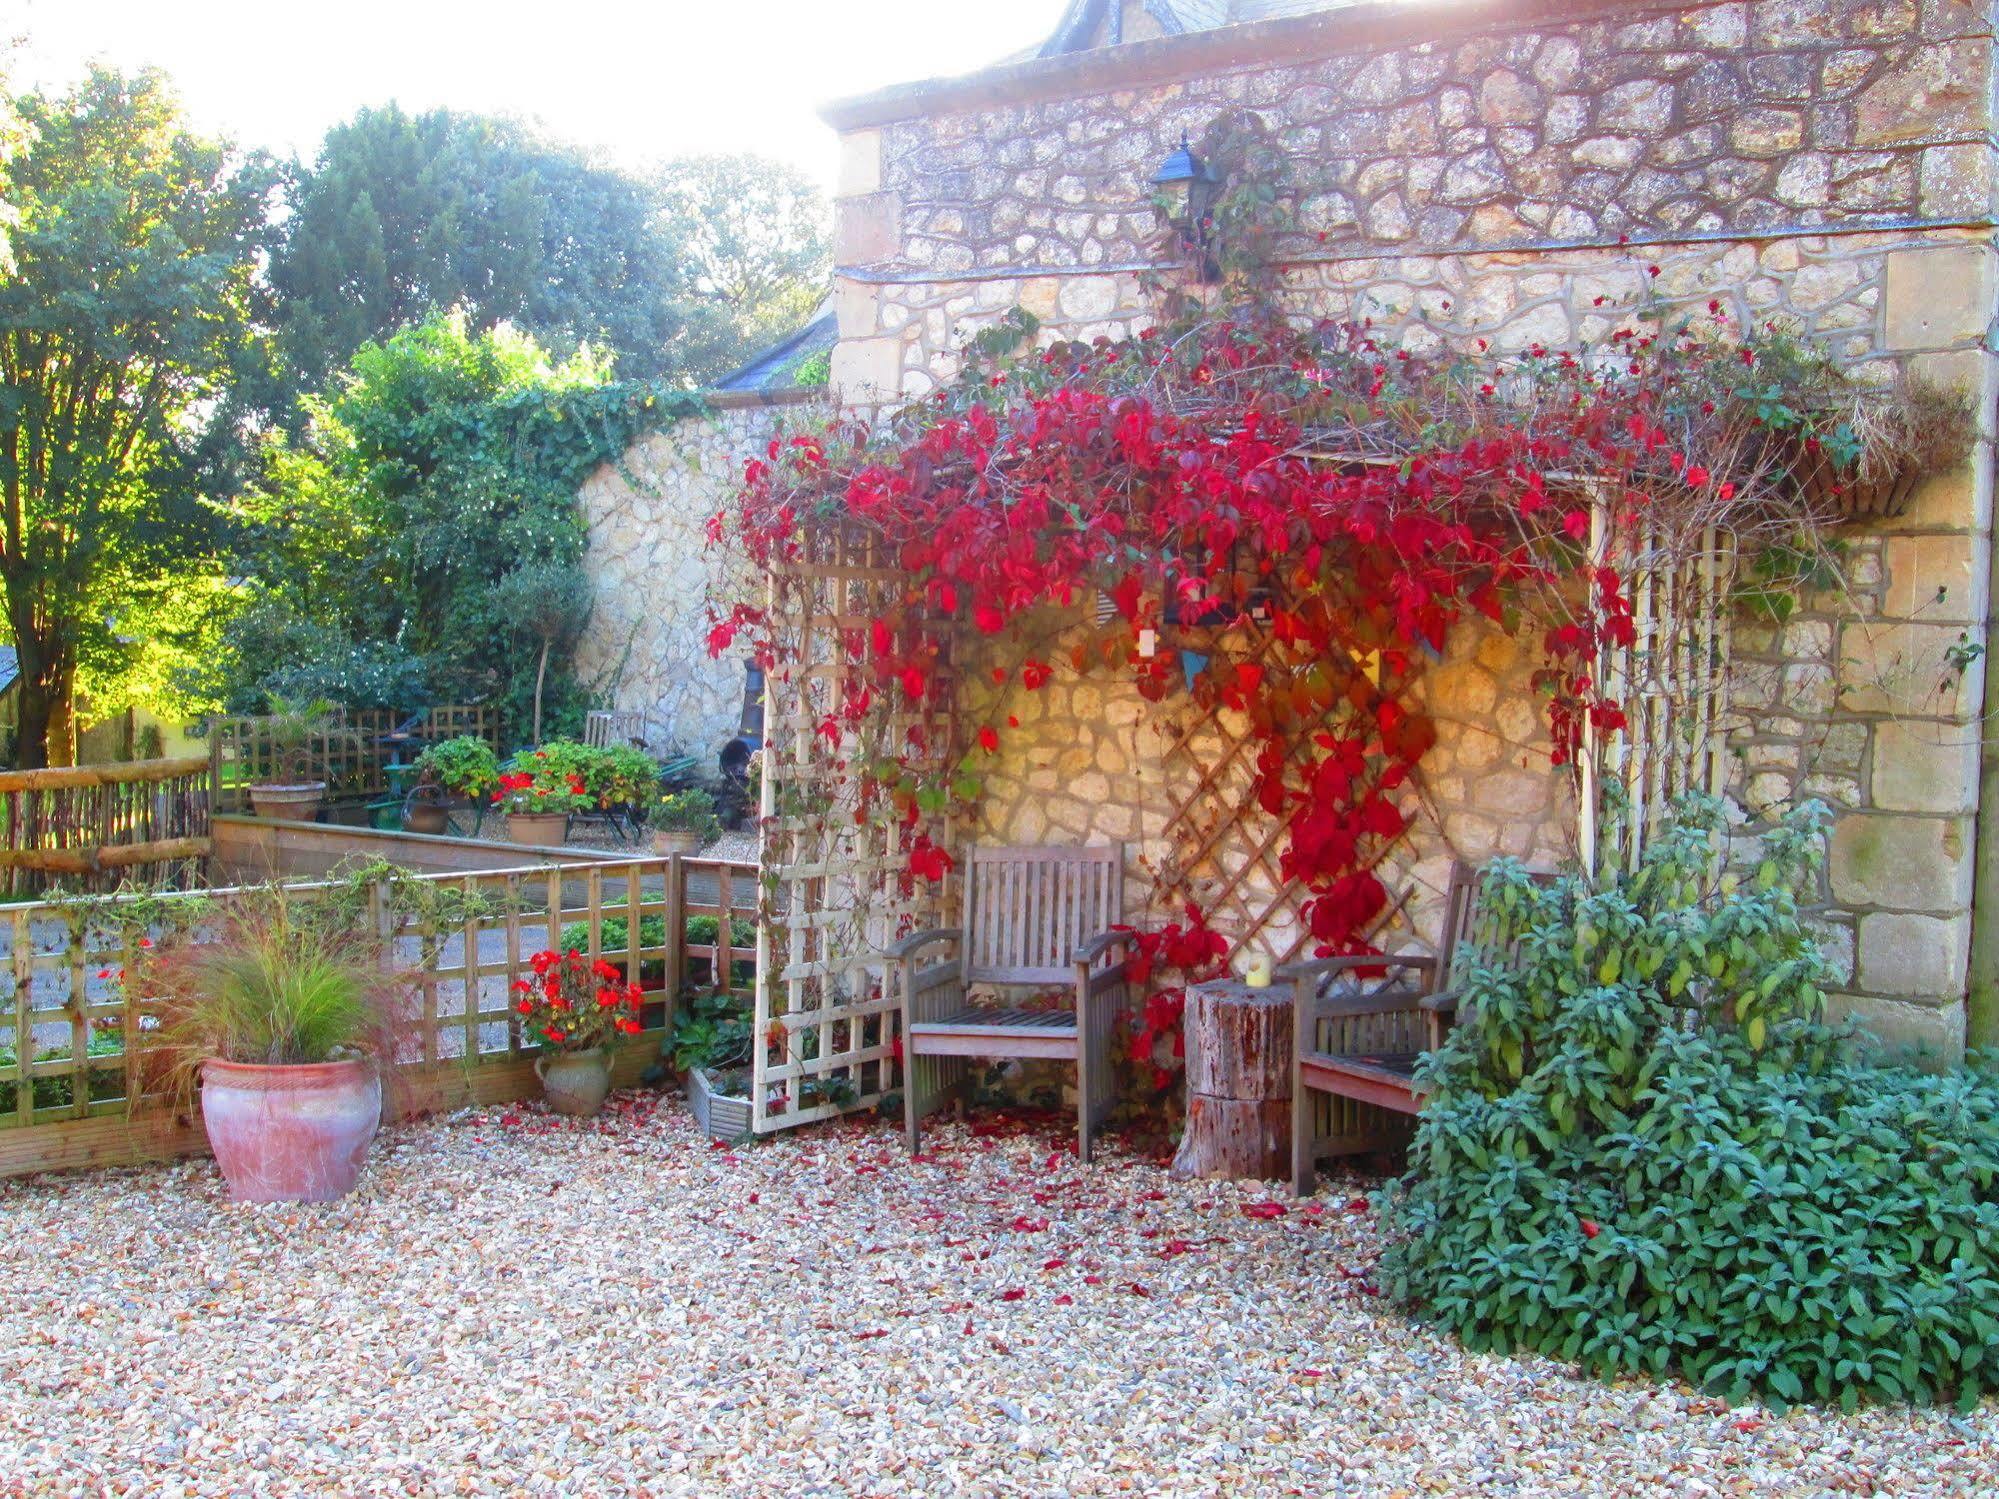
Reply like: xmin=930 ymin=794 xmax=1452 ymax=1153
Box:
xmin=0 ymin=757 xmax=214 ymax=900
xmin=208 ymin=705 xmax=498 ymax=808
xmin=0 ymin=853 xmax=757 ymax=1178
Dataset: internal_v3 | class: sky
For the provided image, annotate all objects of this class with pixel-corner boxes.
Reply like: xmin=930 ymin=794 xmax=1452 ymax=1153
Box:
xmin=9 ymin=0 xmax=1071 ymax=187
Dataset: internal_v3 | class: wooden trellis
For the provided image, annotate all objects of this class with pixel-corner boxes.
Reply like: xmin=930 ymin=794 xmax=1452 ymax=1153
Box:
xmin=753 ymin=522 xmax=956 ymax=1133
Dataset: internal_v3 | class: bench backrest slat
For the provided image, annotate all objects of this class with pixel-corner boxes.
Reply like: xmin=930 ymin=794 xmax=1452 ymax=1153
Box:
xmin=964 ymin=844 xmax=1122 ymax=986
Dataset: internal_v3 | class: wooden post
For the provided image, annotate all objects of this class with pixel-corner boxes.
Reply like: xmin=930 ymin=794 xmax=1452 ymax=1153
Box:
xmin=1170 ymin=979 xmax=1293 ymax=1182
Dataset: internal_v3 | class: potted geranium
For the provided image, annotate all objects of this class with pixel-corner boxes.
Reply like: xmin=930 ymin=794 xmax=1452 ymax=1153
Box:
xmin=653 ymin=787 xmax=720 ymax=855
xmin=404 ymin=736 xmax=499 ymax=834
xmin=150 ymin=895 xmax=405 ymax=1203
xmin=246 ymin=695 xmax=355 ymax=821
xmin=511 ymin=948 xmax=643 ymax=1116
xmin=490 ymin=758 xmax=592 ymax=846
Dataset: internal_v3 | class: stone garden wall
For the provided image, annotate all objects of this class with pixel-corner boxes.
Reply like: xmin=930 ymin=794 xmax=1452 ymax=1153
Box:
xmin=816 ymin=0 xmax=1999 ymax=1055
xmin=575 ymin=393 xmax=820 ymax=761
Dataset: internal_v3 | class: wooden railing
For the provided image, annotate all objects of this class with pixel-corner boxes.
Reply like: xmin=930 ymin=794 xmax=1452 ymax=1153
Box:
xmin=208 ymin=705 xmax=498 ymax=807
xmin=0 ymin=854 xmax=758 ymax=1178
xmin=0 ymin=756 xmax=214 ymax=899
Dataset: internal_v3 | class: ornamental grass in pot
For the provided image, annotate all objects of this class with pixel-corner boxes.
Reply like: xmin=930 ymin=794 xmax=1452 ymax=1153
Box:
xmin=149 ymin=896 xmax=409 ymax=1203
xmin=511 ymin=948 xmax=644 ymax=1117
xmin=246 ymin=694 xmax=357 ymax=821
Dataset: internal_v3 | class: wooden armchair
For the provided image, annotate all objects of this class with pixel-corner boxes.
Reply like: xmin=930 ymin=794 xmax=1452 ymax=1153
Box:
xmin=1283 ymin=860 xmax=1544 ymax=1196
xmin=887 ymin=844 xmax=1131 ymax=1162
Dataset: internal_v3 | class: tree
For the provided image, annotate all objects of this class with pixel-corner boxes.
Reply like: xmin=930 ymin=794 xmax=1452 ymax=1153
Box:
xmin=266 ymin=106 xmax=707 ymax=409
xmin=0 ymin=67 xmax=274 ymax=766
xmin=654 ymin=153 xmax=829 ymax=372
xmin=492 ymin=562 xmax=592 ymax=743
xmin=221 ymin=311 xmax=701 ymax=740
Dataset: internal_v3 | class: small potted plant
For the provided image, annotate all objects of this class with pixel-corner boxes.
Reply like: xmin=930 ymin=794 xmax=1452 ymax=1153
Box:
xmin=672 ymin=988 xmax=754 ymax=1141
xmin=490 ymin=759 xmax=592 ymax=846
xmin=653 ymin=787 xmax=720 ymax=855
xmin=511 ymin=948 xmax=644 ymax=1117
xmin=246 ymin=694 xmax=353 ymax=821
xmin=404 ymin=736 xmax=499 ymax=834
xmin=149 ymin=895 xmax=405 ymax=1203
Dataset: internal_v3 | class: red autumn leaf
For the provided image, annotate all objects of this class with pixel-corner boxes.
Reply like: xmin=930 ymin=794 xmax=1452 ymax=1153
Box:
xmin=1241 ymin=1202 xmax=1287 ymax=1221
xmin=998 ymin=1288 xmax=1025 ymax=1302
xmin=1579 ymin=1217 xmax=1602 ymax=1239
xmin=977 ymin=725 xmax=999 ymax=753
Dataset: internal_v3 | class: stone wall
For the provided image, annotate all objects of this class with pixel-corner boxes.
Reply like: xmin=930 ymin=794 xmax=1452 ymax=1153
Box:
xmin=818 ymin=0 xmax=1999 ymax=1055
xmin=574 ymin=394 xmax=819 ymax=761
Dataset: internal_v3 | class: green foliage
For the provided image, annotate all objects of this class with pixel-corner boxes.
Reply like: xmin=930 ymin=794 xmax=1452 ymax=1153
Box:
xmin=411 ymin=736 xmax=499 ymax=799
xmin=0 ymin=1032 xmax=125 ymax=1114
xmin=265 ymin=105 xmax=710 ymax=406
xmin=0 ymin=66 xmax=276 ymax=765
xmin=556 ymin=913 xmax=754 ymax=955
xmin=221 ymin=312 xmax=705 ymax=725
xmin=654 ymin=787 xmax=720 ymax=837
xmin=670 ymin=989 xmax=753 ymax=1074
xmin=652 ymin=153 xmax=830 ymax=375
xmin=1379 ymin=798 xmax=1999 ymax=1411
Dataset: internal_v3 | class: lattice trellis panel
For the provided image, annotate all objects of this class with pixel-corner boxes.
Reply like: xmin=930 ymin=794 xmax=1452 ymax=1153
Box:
xmin=1579 ymin=513 xmax=1736 ymax=875
xmin=1151 ymin=611 xmax=1410 ymax=964
xmin=753 ymin=522 xmax=956 ymax=1133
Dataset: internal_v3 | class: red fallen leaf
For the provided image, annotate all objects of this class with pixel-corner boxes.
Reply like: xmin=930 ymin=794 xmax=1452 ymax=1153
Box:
xmin=747 ymin=1192 xmax=759 ymax=1204
xmin=999 ymin=1288 xmax=1025 ymax=1302
xmin=1009 ymin=1215 xmax=1049 ymax=1233
xmin=1242 ymin=1202 xmax=1288 ymax=1220
xmin=1298 ymin=1368 xmax=1326 ymax=1378
xmin=854 ymin=1330 xmax=888 ymax=1341
xmin=1734 ymin=1418 xmax=1761 ymax=1433
xmin=1083 ymin=1274 xmax=1104 ymax=1285
xmin=1580 ymin=1218 xmax=1602 ymax=1240
xmin=1159 ymin=1239 xmax=1195 ymax=1257
xmin=962 ymin=1320 xmax=975 ymax=1336
xmin=1042 ymin=1258 xmax=1066 ymax=1272
xmin=1139 ymin=1190 xmax=1166 ymax=1202
xmin=1125 ymin=1282 xmax=1151 ymax=1297
xmin=1053 ymin=1294 xmax=1074 ymax=1306
xmin=1346 ymin=1196 xmax=1370 ymax=1214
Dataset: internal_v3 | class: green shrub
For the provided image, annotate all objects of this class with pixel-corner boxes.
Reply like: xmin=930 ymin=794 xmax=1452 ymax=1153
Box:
xmin=0 ymin=1032 xmax=126 ymax=1115
xmin=412 ymin=735 xmax=500 ymax=799
xmin=557 ymin=914 xmax=755 ymax=957
xmin=670 ymin=989 xmax=752 ymax=1073
xmin=1378 ymin=798 xmax=1999 ymax=1411
xmin=653 ymin=787 xmax=720 ymax=838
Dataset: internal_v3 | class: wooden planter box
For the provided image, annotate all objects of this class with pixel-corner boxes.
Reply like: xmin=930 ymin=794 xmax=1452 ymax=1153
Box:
xmin=686 ymin=1066 xmax=752 ymax=1142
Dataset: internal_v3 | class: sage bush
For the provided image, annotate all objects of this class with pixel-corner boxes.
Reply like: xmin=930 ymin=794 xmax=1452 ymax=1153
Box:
xmin=1378 ymin=798 xmax=1999 ymax=1411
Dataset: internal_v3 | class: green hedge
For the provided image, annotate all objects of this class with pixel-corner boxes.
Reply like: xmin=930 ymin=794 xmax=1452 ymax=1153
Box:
xmin=1378 ymin=798 xmax=1999 ymax=1411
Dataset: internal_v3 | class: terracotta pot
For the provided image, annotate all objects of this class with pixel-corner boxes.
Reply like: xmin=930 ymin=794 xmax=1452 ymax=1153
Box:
xmin=652 ymin=827 xmax=705 ymax=856
xmin=536 ymin=1047 xmax=613 ymax=1117
xmin=402 ymin=801 xmax=450 ymax=835
xmin=201 ymin=1057 xmax=381 ymax=1204
xmin=507 ymin=811 xmax=570 ymax=846
xmin=248 ymin=782 xmax=326 ymax=821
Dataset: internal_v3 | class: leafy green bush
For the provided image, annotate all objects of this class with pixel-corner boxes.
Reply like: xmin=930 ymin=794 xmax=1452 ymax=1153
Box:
xmin=513 ymin=740 xmax=657 ymax=806
xmin=412 ymin=735 xmax=499 ymax=799
xmin=557 ymin=914 xmax=754 ymax=964
xmin=670 ymin=989 xmax=752 ymax=1073
xmin=1378 ymin=798 xmax=1999 ymax=1411
xmin=654 ymin=787 xmax=720 ymax=838
xmin=0 ymin=1033 xmax=126 ymax=1115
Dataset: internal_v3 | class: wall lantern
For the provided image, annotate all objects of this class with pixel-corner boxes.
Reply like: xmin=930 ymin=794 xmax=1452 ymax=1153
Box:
xmin=1150 ymin=133 xmax=1220 ymax=282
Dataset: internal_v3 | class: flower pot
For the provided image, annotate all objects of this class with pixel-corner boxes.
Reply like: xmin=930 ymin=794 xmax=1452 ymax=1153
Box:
xmin=686 ymin=1065 xmax=753 ymax=1142
xmin=248 ymin=782 xmax=327 ymax=821
xmin=652 ymin=827 xmax=705 ymax=856
xmin=1783 ymin=435 xmax=1925 ymax=522
xmin=402 ymin=801 xmax=451 ymax=835
xmin=507 ymin=811 xmax=570 ymax=847
xmin=201 ymin=1057 xmax=381 ymax=1204
xmin=536 ymin=1047 xmax=613 ymax=1117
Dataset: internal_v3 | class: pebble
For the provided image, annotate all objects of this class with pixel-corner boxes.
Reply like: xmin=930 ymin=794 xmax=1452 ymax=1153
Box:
xmin=1 ymin=1093 xmax=1994 ymax=1496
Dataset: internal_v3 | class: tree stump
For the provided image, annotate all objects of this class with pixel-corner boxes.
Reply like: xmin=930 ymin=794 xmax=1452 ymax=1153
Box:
xmin=1170 ymin=979 xmax=1293 ymax=1182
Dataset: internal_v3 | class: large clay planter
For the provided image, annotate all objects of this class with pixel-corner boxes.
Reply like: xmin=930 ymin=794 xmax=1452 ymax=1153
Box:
xmin=536 ymin=1047 xmax=613 ymax=1117
xmin=248 ymin=782 xmax=326 ymax=821
xmin=201 ymin=1058 xmax=381 ymax=1204
xmin=652 ymin=828 xmax=705 ymax=856
xmin=507 ymin=811 xmax=569 ymax=847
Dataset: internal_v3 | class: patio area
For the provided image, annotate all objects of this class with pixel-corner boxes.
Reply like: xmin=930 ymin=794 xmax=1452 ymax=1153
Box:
xmin=5 ymin=1095 xmax=1992 ymax=1498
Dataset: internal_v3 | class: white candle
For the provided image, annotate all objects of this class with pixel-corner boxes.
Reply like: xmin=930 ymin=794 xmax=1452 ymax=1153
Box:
xmin=1245 ymin=953 xmax=1273 ymax=989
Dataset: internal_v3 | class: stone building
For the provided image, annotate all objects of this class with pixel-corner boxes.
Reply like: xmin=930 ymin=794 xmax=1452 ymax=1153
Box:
xmin=578 ymin=0 xmax=1998 ymax=1057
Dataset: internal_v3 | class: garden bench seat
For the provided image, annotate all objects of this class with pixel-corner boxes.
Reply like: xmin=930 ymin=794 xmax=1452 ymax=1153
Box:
xmin=1283 ymin=860 xmax=1549 ymax=1195
xmin=888 ymin=843 xmax=1130 ymax=1162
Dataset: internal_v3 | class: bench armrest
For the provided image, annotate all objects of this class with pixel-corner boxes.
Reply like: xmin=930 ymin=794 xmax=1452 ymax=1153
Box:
xmin=1419 ymin=988 xmax=1461 ymax=1014
xmin=1073 ymin=928 xmax=1137 ymax=965
xmin=1276 ymin=954 xmax=1437 ymax=985
xmin=886 ymin=927 xmax=961 ymax=960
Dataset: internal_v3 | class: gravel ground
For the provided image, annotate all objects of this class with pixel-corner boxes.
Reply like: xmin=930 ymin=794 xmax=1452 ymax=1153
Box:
xmin=4 ymin=1096 xmax=1995 ymax=1498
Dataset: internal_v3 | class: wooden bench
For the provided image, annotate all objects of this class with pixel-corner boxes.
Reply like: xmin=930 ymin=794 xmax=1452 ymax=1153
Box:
xmin=1283 ymin=860 xmax=1544 ymax=1196
xmin=886 ymin=844 xmax=1132 ymax=1163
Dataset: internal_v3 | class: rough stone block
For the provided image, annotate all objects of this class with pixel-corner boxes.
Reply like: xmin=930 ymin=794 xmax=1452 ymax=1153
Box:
xmin=828 ymin=336 xmax=904 ymax=404
xmin=1828 ymin=812 xmax=1973 ymax=909
xmin=1854 ymin=40 xmax=1988 ymax=147
xmin=1881 ymin=532 xmax=1988 ymax=624
xmin=1882 ymin=243 xmax=1994 ymax=351
xmin=1856 ymin=910 xmax=1969 ymax=995
xmin=833 ymin=192 xmax=902 ymax=266
xmin=1920 ymin=143 xmax=1997 ymax=219
xmin=1826 ymin=992 xmax=1966 ymax=1067
xmin=1838 ymin=618 xmax=1986 ymax=718
xmin=838 ymin=129 xmax=883 ymax=198
xmin=1869 ymin=718 xmax=1982 ymax=813
xmin=834 ymin=278 xmax=881 ymax=340
xmin=1896 ymin=445 xmax=1993 ymax=530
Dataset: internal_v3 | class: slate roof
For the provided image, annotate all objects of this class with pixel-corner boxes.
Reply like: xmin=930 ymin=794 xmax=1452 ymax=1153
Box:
xmin=0 ymin=647 xmax=16 ymax=698
xmin=713 ymin=303 xmax=838 ymax=393
xmin=1041 ymin=0 xmax=1345 ymax=53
